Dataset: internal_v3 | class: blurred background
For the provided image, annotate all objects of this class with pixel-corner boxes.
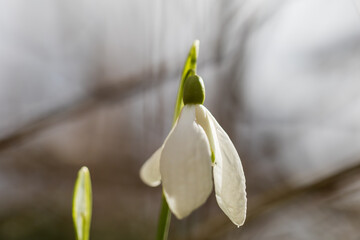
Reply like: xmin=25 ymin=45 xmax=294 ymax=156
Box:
xmin=1 ymin=0 xmax=360 ymax=239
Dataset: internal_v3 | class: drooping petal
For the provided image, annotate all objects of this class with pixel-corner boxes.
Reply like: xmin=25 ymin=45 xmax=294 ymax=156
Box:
xmin=197 ymin=105 xmax=247 ymax=226
xmin=140 ymin=146 xmax=163 ymax=187
xmin=160 ymin=105 xmax=213 ymax=219
xmin=140 ymin=119 xmax=180 ymax=187
xmin=195 ymin=105 xmax=220 ymax=165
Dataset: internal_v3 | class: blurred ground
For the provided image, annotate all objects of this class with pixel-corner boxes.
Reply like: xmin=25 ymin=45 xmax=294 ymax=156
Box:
xmin=1 ymin=0 xmax=360 ymax=239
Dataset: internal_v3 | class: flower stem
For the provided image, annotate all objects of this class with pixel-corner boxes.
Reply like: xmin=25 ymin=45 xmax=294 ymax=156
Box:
xmin=156 ymin=40 xmax=200 ymax=240
xmin=172 ymin=40 xmax=199 ymax=125
xmin=156 ymin=194 xmax=171 ymax=240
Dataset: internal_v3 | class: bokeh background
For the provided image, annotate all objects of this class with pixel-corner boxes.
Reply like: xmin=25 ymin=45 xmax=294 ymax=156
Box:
xmin=1 ymin=0 xmax=360 ymax=239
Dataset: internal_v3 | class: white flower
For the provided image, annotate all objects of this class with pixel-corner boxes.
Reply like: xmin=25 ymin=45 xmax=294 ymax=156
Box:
xmin=140 ymin=104 xmax=247 ymax=227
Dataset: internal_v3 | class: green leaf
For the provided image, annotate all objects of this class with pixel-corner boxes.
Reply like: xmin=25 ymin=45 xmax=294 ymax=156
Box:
xmin=172 ymin=40 xmax=199 ymax=125
xmin=72 ymin=166 xmax=92 ymax=240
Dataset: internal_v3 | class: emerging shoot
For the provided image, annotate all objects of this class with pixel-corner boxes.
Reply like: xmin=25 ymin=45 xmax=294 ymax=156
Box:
xmin=72 ymin=166 xmax=92 ymax=240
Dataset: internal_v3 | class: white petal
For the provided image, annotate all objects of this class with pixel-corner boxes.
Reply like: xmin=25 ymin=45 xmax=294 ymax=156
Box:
xmin=140 ymin=119 xmax=180 ymax=187
xmin=140 ymin=146 xmax=162 ymax=187
xmin=197 ymin=105 xmax=247 ymax=226
xmin=160 ymin=105 xmax=213 ymax=219
xmin=195 ymin=105 xmax=219 ymax=165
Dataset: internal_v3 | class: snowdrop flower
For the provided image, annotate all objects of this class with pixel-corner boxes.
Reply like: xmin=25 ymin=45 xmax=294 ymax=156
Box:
xmin=140 ymin=75 xmax=246 ymax=226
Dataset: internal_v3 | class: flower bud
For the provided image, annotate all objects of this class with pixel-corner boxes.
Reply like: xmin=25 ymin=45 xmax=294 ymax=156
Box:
xmin=73 ymin=166 xmax=92 ymax=240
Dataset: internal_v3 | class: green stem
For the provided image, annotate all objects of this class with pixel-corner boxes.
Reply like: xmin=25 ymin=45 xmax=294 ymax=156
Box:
xmin=156 ymin=40 xmax=200 ymax=240
xmin=156 ymin=194 xmax=171 ymax=240
xmin=172 ymin=40 xmax=199 ymax=125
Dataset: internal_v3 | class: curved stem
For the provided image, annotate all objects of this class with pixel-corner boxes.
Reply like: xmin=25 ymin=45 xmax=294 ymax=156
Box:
xmin=156 ymin=40 xmax=199 ymax=240
xmin=172 ymin=40 xmax=199 ymax=124
xmin=156 ymin=194 xmax=171 ymax=240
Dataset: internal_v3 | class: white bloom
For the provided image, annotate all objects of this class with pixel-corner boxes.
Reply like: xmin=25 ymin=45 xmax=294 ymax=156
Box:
xmin=140 ymin=104 xmax=247 ymax=227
